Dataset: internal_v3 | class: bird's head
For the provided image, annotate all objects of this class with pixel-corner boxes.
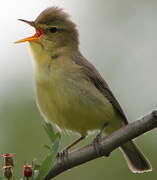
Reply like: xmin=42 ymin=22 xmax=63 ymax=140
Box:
xmin=16 ymin=7 xmax=79 ymax=51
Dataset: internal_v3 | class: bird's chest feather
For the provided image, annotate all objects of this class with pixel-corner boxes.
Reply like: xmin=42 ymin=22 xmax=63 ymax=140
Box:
xmin=29 ymin=43 xmax=120 ymax=135
xmin=35 ymin=65 xmax=115 ymax=135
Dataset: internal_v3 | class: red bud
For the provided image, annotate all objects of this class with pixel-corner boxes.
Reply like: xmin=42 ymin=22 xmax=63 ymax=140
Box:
xmin=1 ymin=153 xmax=14 ymax=167
xmin=23 ymin=165 xmax=33 ymax=178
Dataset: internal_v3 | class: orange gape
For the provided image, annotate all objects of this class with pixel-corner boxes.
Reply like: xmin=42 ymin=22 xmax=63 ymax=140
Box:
xmin=15 ymin=29 xmax=42 ymax=43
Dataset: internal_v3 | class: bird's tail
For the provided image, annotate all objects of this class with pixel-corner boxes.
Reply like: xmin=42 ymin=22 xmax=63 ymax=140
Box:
xmin=120 ymin=140 xmax=152 ymax=173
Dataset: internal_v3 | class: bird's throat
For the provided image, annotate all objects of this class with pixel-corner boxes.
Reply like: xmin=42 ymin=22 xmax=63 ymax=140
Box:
xmin=29 ymin=42 xmax=50 ymax=65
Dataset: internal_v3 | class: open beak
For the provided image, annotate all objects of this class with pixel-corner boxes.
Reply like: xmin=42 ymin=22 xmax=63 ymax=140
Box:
xmin=15 ymin=19 xmax=42 ymax=44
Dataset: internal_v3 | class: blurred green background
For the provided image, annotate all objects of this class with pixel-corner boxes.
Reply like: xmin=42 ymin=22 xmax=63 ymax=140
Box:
xmin=1 ymin=0 xmax=157 ymax=179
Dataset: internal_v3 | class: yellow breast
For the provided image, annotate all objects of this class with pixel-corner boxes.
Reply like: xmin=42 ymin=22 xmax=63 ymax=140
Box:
xmin=29 ymin=42 xmax=122 ymax=135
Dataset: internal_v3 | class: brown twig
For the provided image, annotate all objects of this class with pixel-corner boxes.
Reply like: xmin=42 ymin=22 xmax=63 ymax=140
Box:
xmin=44 ymin=110 xmax=157 ymax=179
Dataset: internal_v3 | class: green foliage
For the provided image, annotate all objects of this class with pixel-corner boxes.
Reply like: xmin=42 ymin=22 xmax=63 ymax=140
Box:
xmin=33 ymin=122 xmax=61 ymax=180
xmin=0 ymin=177 xmax=5 ymax=180
xmin=43 ymin=122 xmax=61 ymax=143
xmin=0 ymin=122 xmax=61 ymax=180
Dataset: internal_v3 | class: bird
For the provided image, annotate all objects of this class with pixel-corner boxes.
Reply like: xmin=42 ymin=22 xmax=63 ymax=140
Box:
xmin=15 ymin=7 xmax=152 ymax=173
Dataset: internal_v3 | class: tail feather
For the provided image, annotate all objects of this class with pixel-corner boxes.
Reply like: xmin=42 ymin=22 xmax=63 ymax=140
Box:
xmin=120 ymin=141 xmax=152 ymax=173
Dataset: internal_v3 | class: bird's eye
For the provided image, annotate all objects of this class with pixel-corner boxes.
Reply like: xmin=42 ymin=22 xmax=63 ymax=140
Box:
xmin=49 ymin=27 xmax=58 ymax=33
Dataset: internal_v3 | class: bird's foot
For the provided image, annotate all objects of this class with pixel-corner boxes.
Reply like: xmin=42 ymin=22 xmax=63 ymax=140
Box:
xmin=93 ymin=134 xmax=104 ymax=156
xmin=93 ymin=122 xmax=110 ymax=156
xmin=57 ymin=149 xmax=69 ymax=168
xmin=57 ymin=136 xmax=86 ymax=167
xmin=93 ymin=134 xmax=110 ymax=157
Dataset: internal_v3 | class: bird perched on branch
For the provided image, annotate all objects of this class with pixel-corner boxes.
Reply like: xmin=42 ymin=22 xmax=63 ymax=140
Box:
xmin=16 ymin=7 xmax=151 ymax=173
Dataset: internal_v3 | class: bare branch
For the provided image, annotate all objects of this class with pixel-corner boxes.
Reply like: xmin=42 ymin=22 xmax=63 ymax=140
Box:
xmin=44 ymin=110 xmax=157 ymax=180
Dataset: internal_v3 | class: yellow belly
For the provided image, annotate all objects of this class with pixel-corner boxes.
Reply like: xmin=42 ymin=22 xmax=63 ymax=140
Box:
xmin=29 ymin=40 xmax=123 ymax=135
xmin=35 ymin=68 xmax=122 ymax=136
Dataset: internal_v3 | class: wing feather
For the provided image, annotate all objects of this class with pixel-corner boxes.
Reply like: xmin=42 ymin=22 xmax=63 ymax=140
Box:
xmin=73 ymin=54 xmax=128 ymax=125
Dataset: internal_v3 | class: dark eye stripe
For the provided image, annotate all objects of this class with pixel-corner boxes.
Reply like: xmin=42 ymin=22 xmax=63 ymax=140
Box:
xmin=49 ymin=27 xmax=58 ymax=33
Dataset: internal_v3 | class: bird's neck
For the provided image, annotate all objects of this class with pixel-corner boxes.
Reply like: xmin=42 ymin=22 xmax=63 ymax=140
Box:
xmin=29 ymin=42 xmax=79 ymax=71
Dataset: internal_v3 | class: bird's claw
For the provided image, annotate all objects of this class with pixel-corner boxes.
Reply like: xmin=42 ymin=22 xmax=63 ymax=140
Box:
xmin=93 ymin=134 xmax=103 ymax=156
xmin=93 ymin=134 xmax=110 ymax=157
xmin=57 ymin=149 xmax=69 ymax=167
